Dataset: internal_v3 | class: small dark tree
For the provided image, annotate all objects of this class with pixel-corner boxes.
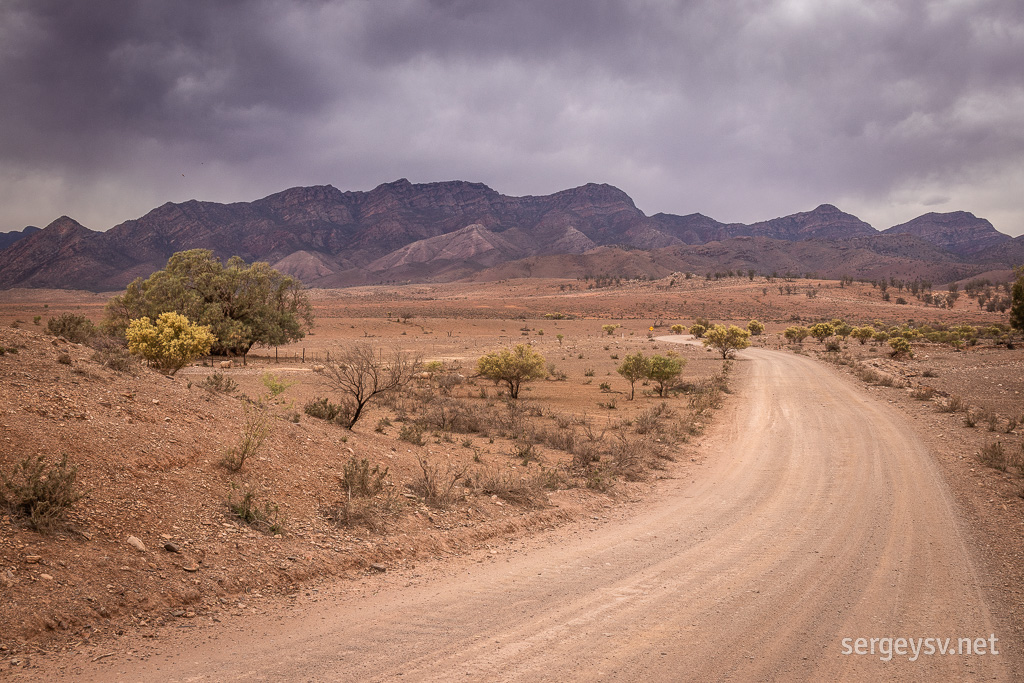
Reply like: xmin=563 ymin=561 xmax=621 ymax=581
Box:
xmin=476 ymin=344 xmax=546 ymax=399
xmin=617 ymin=352 xmax=650 ymax=400
xmin=851 ymin=327 xmax=874 ymax=345
xmin=320 ymin=345 xmax=419 ymax=429
xmin=784 ymin=326 xmax=809 ymax=344
xmin=703 ymin=324 xmax=751 ymax=359
xmin=646 ymin=354 xmax=685 ymax=397
xmin=809 ymin=322 xmax=835 ymax=343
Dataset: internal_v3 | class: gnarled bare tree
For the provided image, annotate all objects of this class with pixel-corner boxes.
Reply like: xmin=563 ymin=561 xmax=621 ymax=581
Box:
xmin=320 ymin=344 xmax=419 ymax=429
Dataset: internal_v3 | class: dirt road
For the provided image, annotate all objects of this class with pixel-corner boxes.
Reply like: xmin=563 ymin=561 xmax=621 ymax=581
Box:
xmin=37 ymin=347 xmax=1014 ymax=681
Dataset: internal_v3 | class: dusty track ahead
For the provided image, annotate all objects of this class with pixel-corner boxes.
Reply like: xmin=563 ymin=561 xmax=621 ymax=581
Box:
xmin=41 ymin=348 xmax=1012 ymax=681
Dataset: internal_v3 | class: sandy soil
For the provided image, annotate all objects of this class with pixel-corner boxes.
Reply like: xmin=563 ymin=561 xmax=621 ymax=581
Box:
xmin=0 ymin=306 xmax=725 ymax=669
xmin=2 ymin=275 xmax=1021 ymax=681
xmin=25 ymin=342 xmax=1017 ymax=681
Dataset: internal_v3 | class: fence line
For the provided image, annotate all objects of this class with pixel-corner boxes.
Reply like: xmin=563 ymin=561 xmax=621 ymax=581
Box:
xmin=241 ymin=348 xmax=333 ymax=364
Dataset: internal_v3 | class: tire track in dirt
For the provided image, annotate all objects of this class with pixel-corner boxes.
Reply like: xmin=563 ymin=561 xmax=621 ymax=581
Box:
xmin=37 ymin=348 xmax=1013 ymax=681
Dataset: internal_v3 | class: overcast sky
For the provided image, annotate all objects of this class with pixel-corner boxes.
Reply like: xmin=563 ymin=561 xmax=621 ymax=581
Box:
xmin=2 ymin=0 xmax=1023 ymax=236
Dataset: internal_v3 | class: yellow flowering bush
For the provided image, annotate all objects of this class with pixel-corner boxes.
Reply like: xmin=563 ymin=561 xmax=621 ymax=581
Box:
xmin=126 ymin=312 xmax=215 ymax=374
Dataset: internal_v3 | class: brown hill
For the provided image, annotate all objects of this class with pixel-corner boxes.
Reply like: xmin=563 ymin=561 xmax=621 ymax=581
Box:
xmin=368 ymin=224 xmax=526 ymax=272
xmin=0 ymin=180 xmax=1015 ymax=290
xmin=0 ymin=225 xmax=41 ymax=251
xmin=739 ymin=204 xmax=876 ymax=241
xmin=974 ymin=234 xmax=1024 ymax=268
xmin=0 ymin=217 xmax=129 ymax=290
xmin=883 ymin=211 xmax=1011 ymax=256
xmin=472 ymin=234 xmax=977 ymax=285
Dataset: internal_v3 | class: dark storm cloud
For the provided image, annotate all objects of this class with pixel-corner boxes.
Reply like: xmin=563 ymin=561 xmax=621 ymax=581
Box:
xmin=0 ymin=0 xmax=331 ymax=165
xmin=1 ymin=0 xmax=1023 ymax=235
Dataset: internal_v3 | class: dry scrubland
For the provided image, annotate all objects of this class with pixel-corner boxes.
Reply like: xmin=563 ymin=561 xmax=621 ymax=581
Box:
xmin=0 ymin=274 xmax=1022 ymax=667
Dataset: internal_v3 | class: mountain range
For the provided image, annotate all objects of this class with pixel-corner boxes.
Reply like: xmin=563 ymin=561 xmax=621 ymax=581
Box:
xmin=1 ymin=179 xmax=1021 ymax=291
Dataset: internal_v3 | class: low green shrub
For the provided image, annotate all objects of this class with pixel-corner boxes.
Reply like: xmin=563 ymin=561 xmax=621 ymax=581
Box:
xmin=46 ymin=313 xmax=96 ymax=343
xmin=227 ymin=482 xmax=284 ymax=534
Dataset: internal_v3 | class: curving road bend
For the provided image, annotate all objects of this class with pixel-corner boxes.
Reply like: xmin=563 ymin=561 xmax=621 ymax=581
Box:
xmin=47 ymin=347 xmax=1013 ymax=681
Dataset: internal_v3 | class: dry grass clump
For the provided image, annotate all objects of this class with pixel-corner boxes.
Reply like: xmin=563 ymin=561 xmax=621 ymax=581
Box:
xmin=415 ymin=397 xmax=487 ymax=433
xmin=937 ymin=395 xmax=967 ymax=413
xmin=0 ymin=454 xmax=86 ymax=533
xmin=201 ymin=372 xmax=238 ymax=394
xmin=226 ymin=481 xmax=285 ymax=535
xmin=687 ymin=369 xmax=730 ymax=413
xmin=303 ymin=397 xmax=354 ymax=425
xmin=633 ymin=402 xmax=673 ymax=435
xmin=220 ymin=402 xmax=271 ymax=472
xmin=978 ymin=442 xmax=1008 ymax=471
xmin=327 ymin=456 xmax=400 ymax=531
xmin=605 ymin=433 xmax=665 ymax=481
xmin=910 ymin=386 xmax=937 ymax=400
xmin=466 ymin=467 xmax=549 ymax=507
xmin=409 ymin=457 xmax=469 ymax=508
xmin=89 ymin=336 xmax=137 ymax=373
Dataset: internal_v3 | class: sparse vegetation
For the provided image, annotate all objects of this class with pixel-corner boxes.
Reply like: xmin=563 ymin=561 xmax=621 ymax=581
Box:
xmin=220 ymin=401 xmax=271 ymax=472
xmin=6 ymin=266 xmax=1024 ymax=661
xmin=0 ymin=454 xmax=86 ymax=533
xmin=46 ymin=313 xmax=96 ymax=343
xmin=888 ymin=336 xmax=913 ymax=358
xmin=227 ymin=482 xmax=284 ymax=534
xmin=702 ymin=324 xmax=751 ymax=359
xmin=319 ymin=344 xmax=419 ymax=428
xmin=409 ymin=457 xmax=468 ymax=508
xmin=477 ymin=344 xmax=546 ymax=399
xmin=202 ymin=372 xmax=238 ymax=394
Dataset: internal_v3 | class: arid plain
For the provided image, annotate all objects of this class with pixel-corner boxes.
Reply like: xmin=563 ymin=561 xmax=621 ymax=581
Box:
xmin=1 ymin=274 xmax=1023 ymax=680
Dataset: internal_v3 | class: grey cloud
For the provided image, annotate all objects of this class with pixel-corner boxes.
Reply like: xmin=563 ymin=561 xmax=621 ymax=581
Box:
xmin=1 ymin=0 xmax=1022 ymax=235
